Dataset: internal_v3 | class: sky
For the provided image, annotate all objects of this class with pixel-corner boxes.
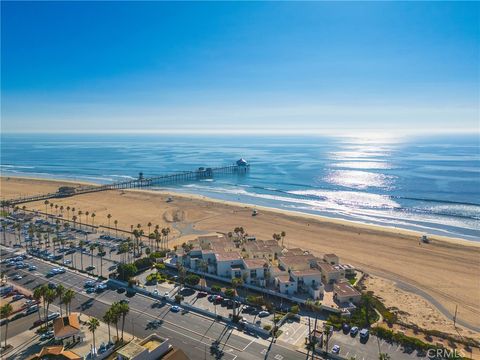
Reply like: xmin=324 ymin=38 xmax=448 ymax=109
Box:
xmin=1 ymin=1 xmax=479 ymax=135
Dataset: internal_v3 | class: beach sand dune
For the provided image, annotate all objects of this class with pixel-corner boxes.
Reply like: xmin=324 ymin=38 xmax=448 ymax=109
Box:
xmin=1 ymin=176 xmax=479 ymax=337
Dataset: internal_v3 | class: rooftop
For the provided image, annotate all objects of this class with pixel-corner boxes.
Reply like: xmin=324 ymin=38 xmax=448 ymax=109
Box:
xmin=334 ymin=282 xmax=361 ymax=297
xmin=243 ymin=258 xmax=268 ymax=268
xmin=53 ymin=313 xmax=81 ymax=339
xmin=276 ymin=274 xmax=293 ymax=283
xmin=291 ymin=269 xmax=322 ymax=277
xmin=278 ymin=254 xmax=315 ymax=271
xmin=27 ymin=346 xmax=82 ymax=360
xmin=215 ymin=251 xmax=241 ymax=262
xmin=317 ymin=262 xmax=339 ymax=274
xmin=117 ymin=341 xmax=145 ymax=359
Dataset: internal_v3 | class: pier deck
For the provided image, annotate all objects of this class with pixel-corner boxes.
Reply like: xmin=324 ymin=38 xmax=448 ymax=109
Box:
xmin=2 ymin=163 xmax=249 ymax=206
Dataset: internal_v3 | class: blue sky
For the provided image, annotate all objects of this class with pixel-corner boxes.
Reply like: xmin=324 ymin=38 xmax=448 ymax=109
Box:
xmin=1 ymin=1 xmax=479 ymax=135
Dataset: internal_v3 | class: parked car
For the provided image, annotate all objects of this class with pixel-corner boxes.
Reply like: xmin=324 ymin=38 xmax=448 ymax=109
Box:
xmin=171 ymin=305 xmax=182 ymax=313
xmin=28 ymin=265 xmax=37 ymax=271
xmin=258 ymin=311 xmax=270 ymax=318
xmin=359 ymin=328 xmax=369 ymax=341
xmin=350 ymin=326 xmax=359 ymax=336
xmin=86 ymin=287 xmax=96 ymax=294
xmin=12 ymin=294 xmax=25 ymax=301
xmin=84 ymin=280 xmax=96 ymax=288
xmin=120 ymin=299 xmax=129 ymax=304
xmin=117 ymin=287 xmax=126 ymax=294
xmin=47 ymin=312 xmax=60 ymax=320
xmin=342 ymin=323 xmax=351 ymax=333
xmin=332 ymin=345 xmax=340 ymax=354
xmin=40 ymin=331 xmax=54 ymax=341
xmin=48 ymin=283 xmax=57 ymax=289
xmin=33 ymin=318 xmax=46 ymax=327
xmin=12 ymin=274 xmax=23 ymax=280
xmin=242 ymin=305 xmax=254 ymax=313
xmin=24 ymin=305 xmax=39 ymax=315
xmin=196 ymin=292 xmax=208 ymax=298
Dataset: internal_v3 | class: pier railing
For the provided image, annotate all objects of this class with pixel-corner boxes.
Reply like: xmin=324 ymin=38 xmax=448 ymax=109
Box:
xmin=2 ymin=164 xmax=249 ymax=206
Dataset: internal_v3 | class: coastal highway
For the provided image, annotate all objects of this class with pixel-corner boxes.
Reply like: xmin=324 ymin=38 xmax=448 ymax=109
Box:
xmin=1 ymin=254 xmax=314 ymax=360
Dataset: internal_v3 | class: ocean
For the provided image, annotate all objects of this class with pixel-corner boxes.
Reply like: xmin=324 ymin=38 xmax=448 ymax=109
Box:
xmin=1 ymin=134 xmax=479 ymax=241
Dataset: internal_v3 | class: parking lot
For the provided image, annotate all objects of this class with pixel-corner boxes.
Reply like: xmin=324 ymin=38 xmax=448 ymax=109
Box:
xmin=327 ymin=329 xmax=428 ymax=360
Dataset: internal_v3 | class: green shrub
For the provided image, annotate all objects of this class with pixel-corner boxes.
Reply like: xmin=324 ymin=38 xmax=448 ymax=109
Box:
xmin=273 ymin=315 xmax=283 ymax=322
xmin=117 ymin=263 xmax=138 ymax=281
xmin=134 ymin=257 xmax=154 ymax=271
xmin=149 ymin=250 xmax=168 ymax=259
xmin=211 ymin=285 xmax=221 ymax=293
xmin=185 ymin=274 xmax=200 ymax=286
xmin=263 ymin=325 xmax=272 ymax=331
xmin=290 ymin=305 xmax=299 ymax=314
xmin=247 ymin=295 xmax=265 ymax=306
xmin=224 ymin=288 xmax=235 ymax=297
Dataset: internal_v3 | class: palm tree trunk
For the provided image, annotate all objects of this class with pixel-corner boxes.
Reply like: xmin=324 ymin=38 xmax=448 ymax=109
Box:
xmin=115 ymin=322 xmax=119 ymax=342
xmin=107 ymin=323 xmax=111 ymax=343
xmin=121 ymin=315 xmax=126 ymax=340
xmin=4 ymin=321 xmax=9 ymax=347
xmin=92 ymin=330 xmax=96 ymax=351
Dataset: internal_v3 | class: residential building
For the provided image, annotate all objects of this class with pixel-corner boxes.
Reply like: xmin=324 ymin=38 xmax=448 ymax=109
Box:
xmin=27 ymin=346 xmax=82 ymax=360
xmin=333 ymin=281 xmax=362 ymax=304
xmin=115 ymin=334 xmax=172 ymax=360
xmin=316 ymin=261 xmax=344 ymax=284
xmin=53 ymin=313 xmax=85 ymax=341
xmin=323 ymin=253 xmax=339 ymax=265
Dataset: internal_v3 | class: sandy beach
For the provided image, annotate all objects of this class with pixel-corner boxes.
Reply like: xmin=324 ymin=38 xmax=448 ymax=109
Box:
xmin=2 ymin=176 xmax=479 ymax=338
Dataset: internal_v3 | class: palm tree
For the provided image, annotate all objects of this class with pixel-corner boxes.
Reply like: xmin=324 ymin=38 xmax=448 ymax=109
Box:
xmin=280 ymin=231 xmax=286 ymax=248
xmin=0 ymin=303 xmax=13 ymax=348
xmin=91 ymin=213 xmax=96 ymax=229
xmin=66 ymin=206 xmax=71 ymax=220
xmin=198 ymin=260 xmax=208 ymax=288
xmin=110 ymin=303 xmax=121 ymax=341
xmin=107 ymin=214 xmax=112 ymax=230
xmin=89 ymin=244 xmax=96 ymax=273
xmin=98 ymin=245 xmax=105 ymax=277
xmin=62 ymin=289 xmax=75 ymax=315
xmin=44 ymin=288 xmax=57 ymax=327
xmin=72 ymin=215 xmax=78 ymax=230
xmin=103 ymin=310 xmax=114 ymax=344
xmin=60 ymin=205 xmax=64 ymax=217
xmin=118 ymin=302 xmax=129 ymax=340
xmin=55 ymin=204 xmax=59 ymax=216
xmin=231 ymin=277 xmax=243 ymax=320
xmin=33 ymin=286 xmax=45 ymax=322
xmin=79 ymin=240 xmax=85 ymax=270
xmin=44 ymin=200 xmax=49 ymax=219
xmin=147 ymin=222 xmax=152 ymax=237
xmin=55 ymin=284 xmax=65 ymax=316
xmin=85 ymin=211 xmax=90 ymax=227
xmin=78 ymin=211 xmax=83 ymax=229
xmin=87 ymin=317 xmax=100 ymax=352
xmin=114 ymin=220 xmax=118 ymax=238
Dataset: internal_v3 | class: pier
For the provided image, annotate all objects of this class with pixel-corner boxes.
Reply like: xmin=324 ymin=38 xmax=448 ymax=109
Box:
xmin=2 ymin=160 xmax=249 ymax=206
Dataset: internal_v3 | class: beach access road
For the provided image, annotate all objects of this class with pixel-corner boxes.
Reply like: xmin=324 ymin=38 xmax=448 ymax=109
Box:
xmin=1 ymin=253 xmax=312 ymax=360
